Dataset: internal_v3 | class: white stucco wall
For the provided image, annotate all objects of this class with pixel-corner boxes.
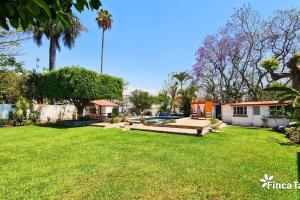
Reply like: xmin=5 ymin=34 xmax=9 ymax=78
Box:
xmin=221 ymin=104 xmax=232 ymax=124
xmin=0 ymin=104 xmax=14 ymax=119
xmin=221 ymin=104 xmax=291 ymax=127
xmin=34 ymin=104 xmax=77 ymax=122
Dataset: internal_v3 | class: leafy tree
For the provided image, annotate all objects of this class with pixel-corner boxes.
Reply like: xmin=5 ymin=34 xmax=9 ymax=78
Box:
xmin=32 ymin=15 xmax=86 ymax=71
xmin=193 ymin=6 xmax=300 ymax=102
xmin=96 ymin=9 xmax=113 ymax=74
xmin=0 ymin=28 xmax=29 ymax=72
xmin=0 ymin=70 xmax=24 ymax=103
xmin=24 ymin=70 xmax=43 ymax=103
xmin=42 ymin=66 xmax=123 ymax=118
xmin=261 ymin=54 xmax=300 ymax=91
xmin=129 ymin=90 xmax=153 ymax=117
xmin=0 ymin=0 xmax=101 ymax=30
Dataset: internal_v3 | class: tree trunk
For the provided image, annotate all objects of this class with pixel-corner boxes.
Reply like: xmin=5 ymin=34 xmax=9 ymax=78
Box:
xmin=49 ymin=37 xmax=57 ymax=71
xmin=73 ymin=100 xmax=88 ymax=120
xmin=100 ymin=29 xmax=105 ymax=74
xmin=77 ymin=106 xmax=84 ymax=119
xmin=291 ymin=65 xmax=300 ymax=91
xmin=169 ymin=100 xmax=173 ymax=113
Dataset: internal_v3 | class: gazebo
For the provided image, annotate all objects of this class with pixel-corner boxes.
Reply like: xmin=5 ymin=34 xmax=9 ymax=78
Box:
xmin=191 ymin=101 xmax=213 ymax=119
xmin=86 ymin=100 xmax=118 ymax=119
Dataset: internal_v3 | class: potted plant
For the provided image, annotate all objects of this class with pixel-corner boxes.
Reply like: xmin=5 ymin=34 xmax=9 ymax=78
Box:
xmin=261 ymin=116 xmax=268 ymax=128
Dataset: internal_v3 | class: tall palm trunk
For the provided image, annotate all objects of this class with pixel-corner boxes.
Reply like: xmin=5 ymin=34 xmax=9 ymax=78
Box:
xmin=100 ymin=29 xmax=105 ymax=74
xmin=49 ymin=37 xmax=57 ymax=71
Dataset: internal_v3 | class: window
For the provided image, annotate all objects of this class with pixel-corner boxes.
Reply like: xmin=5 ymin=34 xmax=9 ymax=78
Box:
xmin=253 ymin=106 xmax=260 ymax=115
xmin=233 ymin=106 xmax=247 ymax=116
xmin=269 ymin=105 xmax=291 ymax=117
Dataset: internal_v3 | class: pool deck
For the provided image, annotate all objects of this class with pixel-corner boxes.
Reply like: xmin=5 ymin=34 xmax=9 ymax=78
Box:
xmin=168 ymin=117 xmax=211 ymax=128
xmin=90 ymin=118 xmax=215 ymax=136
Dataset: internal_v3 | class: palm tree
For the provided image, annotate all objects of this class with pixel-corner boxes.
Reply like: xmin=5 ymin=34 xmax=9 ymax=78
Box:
xmin=32 ymin=15 xmax=86 ymax=71
xmin=173 ymin=72 xmax=191 ymax=91
xmin=96 ymin=9 xmax=113 ymax=74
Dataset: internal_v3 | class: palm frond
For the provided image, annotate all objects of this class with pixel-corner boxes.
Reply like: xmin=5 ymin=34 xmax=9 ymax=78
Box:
xmin=278 ymin=95 xmax=296 ymax=103
xmin=96 ymin=9 xmax=113 ymax=31
xmin=33 ymin=30 xmax=43 ymax=46
xmin=264 ymin=86 xmax=299 ymax=95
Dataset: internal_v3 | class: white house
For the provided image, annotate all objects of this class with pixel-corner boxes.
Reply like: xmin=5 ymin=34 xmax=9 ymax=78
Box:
xmin=221 ymin=101 xmax=292 ymax=128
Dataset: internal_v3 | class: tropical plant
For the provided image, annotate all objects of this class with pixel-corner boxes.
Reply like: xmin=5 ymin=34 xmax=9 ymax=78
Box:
xmin=129 ymin=90 xmax=153 ymax=117
xmin=96 ymin=9 xmax=113 ymax=74
xmin=0 ymin=0 xmax=101 ymax=30
xmin=32 ymin=15 xmax=86 ymax=71
xmin=264 ymin=86 xmax=300 ymax=125
xmin=11 ymin=96 xmax=30 ymax=125
xmin=154 ymin=91 xmax=170 ymax=114
xmin=180 ymin=89 xmax=192 ymax=116
xmin=42 ymin=66 xmax=123 ymax=118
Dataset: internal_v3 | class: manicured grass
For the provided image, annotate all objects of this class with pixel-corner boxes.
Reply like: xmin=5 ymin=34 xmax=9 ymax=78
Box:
xmin=0 ymin=125 xmax=299 ymax=199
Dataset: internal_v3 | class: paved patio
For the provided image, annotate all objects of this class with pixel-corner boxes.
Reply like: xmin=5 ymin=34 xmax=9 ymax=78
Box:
xmin=90 ymin=118 xmax=213 ymax=136
xmin=168 ymin=118 xmax=211 ymax=128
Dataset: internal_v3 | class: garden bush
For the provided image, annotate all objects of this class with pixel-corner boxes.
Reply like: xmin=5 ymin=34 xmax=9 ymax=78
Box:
xmin=112 ymin=106 xmax=119 ymax=118
xmin=110 ymin=117 xmax=122 ymax=124
xmin=210 ymin=117 xmax=220 ymax=133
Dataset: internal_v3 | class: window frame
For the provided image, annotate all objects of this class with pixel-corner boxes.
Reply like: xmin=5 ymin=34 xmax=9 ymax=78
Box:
xmin=233 ymin=106 xmax=248 ymax=117
xmin=269 ymin=105 xmax=291 ymax=117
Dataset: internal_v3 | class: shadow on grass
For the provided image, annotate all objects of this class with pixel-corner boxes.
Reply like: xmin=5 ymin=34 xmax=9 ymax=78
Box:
xmin=35 ymin=124 xmax=84 ymax=129
xmin=267 ymin=137 xmax=299 ymax=146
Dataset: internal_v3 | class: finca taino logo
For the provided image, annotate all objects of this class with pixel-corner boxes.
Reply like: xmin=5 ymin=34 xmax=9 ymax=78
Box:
xmin=260 ymin=174 xmax=273 ymax=188
xmin=260 ymin=174 xmax=300 ymax=190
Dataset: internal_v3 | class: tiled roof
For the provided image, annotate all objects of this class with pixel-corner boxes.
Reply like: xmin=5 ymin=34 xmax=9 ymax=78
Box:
xmin=229 ymin=100 xmax=293 ymax=106
xmin=91 ymin=100 xmax=118 ymax=107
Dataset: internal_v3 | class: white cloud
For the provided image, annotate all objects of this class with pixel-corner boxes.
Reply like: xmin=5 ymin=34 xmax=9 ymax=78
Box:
xmin=124 ymin=85 xmax=159 ymax=96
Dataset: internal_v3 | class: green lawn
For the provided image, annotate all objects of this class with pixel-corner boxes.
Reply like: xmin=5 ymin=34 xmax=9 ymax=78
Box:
xmin=0 ymin=125 xmax=299 ymax=199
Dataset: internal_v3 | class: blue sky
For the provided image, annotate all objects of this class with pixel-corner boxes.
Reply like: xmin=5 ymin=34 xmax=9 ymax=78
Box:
xmin=21 ymin=0 xmax=299 ymax=95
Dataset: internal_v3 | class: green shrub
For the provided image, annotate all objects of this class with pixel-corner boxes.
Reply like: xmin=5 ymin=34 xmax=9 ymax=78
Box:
xmin=0 ymin=119 xmax=13 ymax=127
xmin=112 ymin=106 xmax=119 ymax=118
xmin=210 ymin=117 xmax=220 ymax=132
xmin=9 ymin=97 xmax=39 ymax=126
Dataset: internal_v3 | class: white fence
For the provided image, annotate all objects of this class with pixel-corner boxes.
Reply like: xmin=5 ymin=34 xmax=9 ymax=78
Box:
xmin=0 ymin=104 xmax=14 ymax=119
xmin=0 ymin=104 xmax=78 ymax=122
